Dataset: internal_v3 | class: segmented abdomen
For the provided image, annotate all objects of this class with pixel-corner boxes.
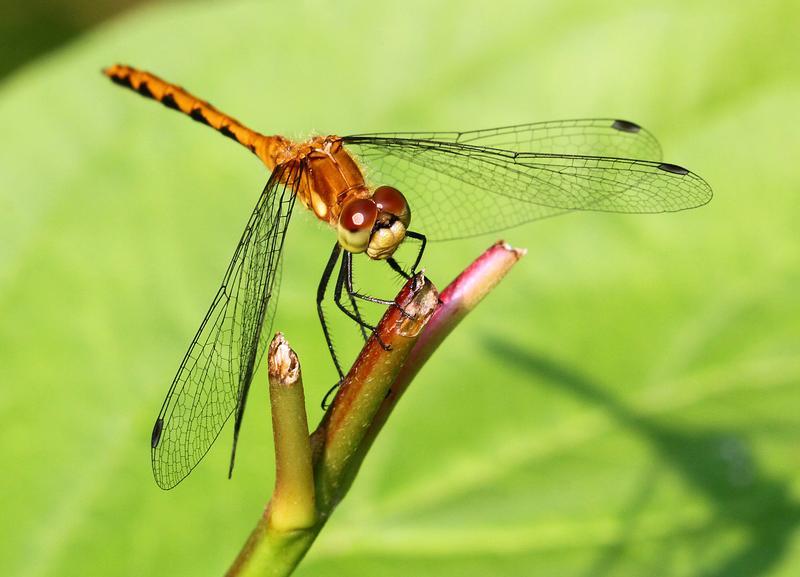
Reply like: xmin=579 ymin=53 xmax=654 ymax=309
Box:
xmin=103 ymin=64 xmax=289 ymax=170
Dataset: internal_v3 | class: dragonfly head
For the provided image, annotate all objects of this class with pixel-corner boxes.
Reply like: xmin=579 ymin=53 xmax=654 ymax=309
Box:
xmin=337 ymin=186 xmax=411 ymax=259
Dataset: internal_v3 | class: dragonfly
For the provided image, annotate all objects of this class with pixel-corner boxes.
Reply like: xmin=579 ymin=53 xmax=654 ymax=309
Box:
xmin=104 ymin=64 xmax=712 ymax=490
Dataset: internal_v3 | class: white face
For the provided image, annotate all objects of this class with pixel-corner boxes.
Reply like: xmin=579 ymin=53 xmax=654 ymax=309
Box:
xmin=337 ymin=186 xmax=411 ymax=260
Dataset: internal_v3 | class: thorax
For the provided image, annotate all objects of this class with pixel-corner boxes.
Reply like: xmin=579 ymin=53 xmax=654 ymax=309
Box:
xmin=279 ymin=136 xmax=370 ymax=226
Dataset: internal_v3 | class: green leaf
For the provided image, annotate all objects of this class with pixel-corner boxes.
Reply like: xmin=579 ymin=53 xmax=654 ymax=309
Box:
xmin=1 ymin=1 xmax=799 ymax=576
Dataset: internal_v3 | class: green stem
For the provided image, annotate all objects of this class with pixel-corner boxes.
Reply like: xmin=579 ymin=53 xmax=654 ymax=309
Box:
xmin=267 ymin=333 xmax=315 ymax=531
xmin=226 ymin=334 xmax=316 ymax=577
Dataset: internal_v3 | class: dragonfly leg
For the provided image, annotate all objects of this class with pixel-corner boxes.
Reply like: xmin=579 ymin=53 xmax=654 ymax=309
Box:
xmin=321 ymin=381 xmax=339 ymax=410
xmin=321 ymin=248 xmax=394 ymax=410
xmin=333 ymin=251 xmax=375 ymax=339
xmin=406 ymin=230 xmax=427 ymax=274
xmin=385 ymin=230 xmax=426 ymax=279
xmin=341 ymin=252 xmax=391 ymax=351
xmin=387 ymin=257 xmax=410 ymax=279
xmin=317 ymin=243 xmax=345 ymax=381
xmin=348 ymin=270 xmax=414 ymax=321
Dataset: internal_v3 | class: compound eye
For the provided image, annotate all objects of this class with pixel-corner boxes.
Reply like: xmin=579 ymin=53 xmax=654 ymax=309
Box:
xmin=337 ymin=198 xmax=378 ymax=253
xmin=372 ymin=185 xmax=411 ymax=227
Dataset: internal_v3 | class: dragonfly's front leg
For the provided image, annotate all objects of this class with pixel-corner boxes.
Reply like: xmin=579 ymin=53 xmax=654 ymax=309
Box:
xmin=407 ymin=230 xmax=427 ymax=273
xmin=386 ymin=230 xmax=427 ymax=279
xmin=387 ymin=258 xmax=410 ymax=280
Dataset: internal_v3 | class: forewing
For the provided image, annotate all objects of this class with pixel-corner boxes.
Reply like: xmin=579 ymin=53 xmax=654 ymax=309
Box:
xmin=343 ymin=125 xmax=711 ymax=241
xmin=150 ymin=162 xmax=298 ymax=489
xmin=348 ymin=118 xmax=662 ymax=160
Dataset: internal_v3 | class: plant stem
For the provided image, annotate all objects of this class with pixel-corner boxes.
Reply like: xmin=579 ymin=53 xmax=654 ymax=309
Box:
xmin=226 ymin=334 xmax=316 ymax=577
xmin=267 ymin=333 xmax=315 ymax=532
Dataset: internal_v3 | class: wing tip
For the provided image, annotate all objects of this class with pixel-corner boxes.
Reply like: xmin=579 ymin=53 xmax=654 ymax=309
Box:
xmin=611 ymin=119 xmax=642 ymax=133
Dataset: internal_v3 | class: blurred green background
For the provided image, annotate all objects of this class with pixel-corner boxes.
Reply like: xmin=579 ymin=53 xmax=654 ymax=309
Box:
xmin=1 ymin=1 xmax=799 ymax=576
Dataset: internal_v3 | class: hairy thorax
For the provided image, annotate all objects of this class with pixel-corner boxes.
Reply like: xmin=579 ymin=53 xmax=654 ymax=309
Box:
xmin=275 ymin=136 xmax=370 ymax=226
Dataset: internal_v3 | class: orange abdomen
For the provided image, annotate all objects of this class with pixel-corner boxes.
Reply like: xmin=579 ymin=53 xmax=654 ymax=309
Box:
xmin=103 ymin=64 xmax=290 ymax=170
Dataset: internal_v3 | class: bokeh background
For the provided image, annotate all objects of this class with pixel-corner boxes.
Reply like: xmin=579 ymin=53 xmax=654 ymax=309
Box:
xmin=2 ymin=1 xmax=799 ymax=576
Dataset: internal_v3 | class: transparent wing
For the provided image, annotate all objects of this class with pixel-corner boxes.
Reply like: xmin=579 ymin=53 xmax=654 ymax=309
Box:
xmin=343 ymin=121 xmax=711 ymax=241
xmin=150 ymin=162 xmax=299 ymax=489
xmin=349 ymin=118 xmax=662 ymax=160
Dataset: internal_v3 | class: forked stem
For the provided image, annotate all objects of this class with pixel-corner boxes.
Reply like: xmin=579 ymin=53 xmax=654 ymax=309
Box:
xmin=226 ymin=242 xmax=525 ymax=577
